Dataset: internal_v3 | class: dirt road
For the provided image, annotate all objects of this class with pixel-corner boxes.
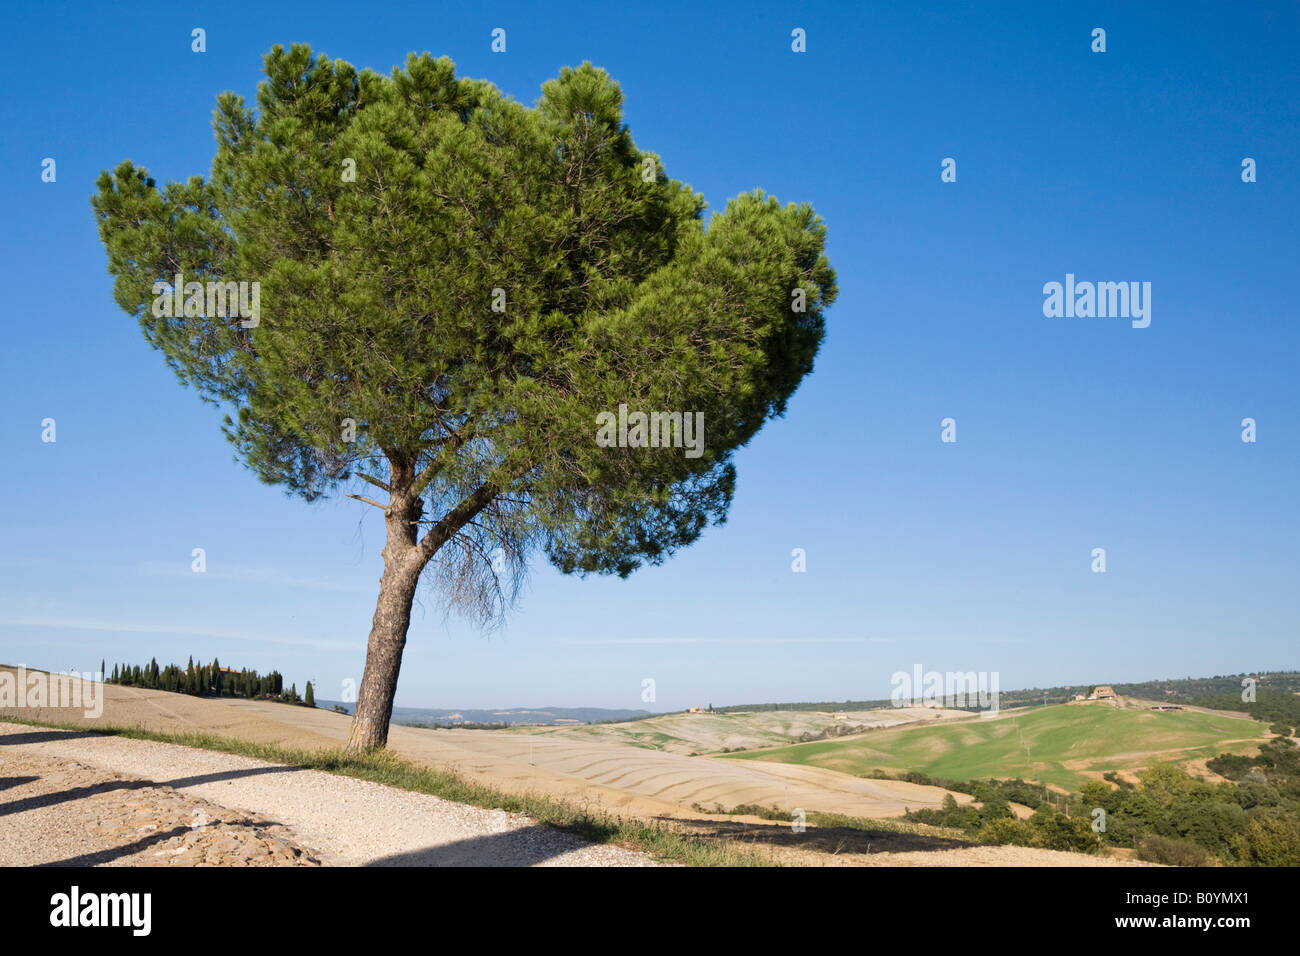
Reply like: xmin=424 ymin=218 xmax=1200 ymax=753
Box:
xmin=0 ymin=722 xmax=657 ymax=867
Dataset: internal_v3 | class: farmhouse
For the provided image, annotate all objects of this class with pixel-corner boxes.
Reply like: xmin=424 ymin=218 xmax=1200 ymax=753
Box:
xmin=1088 ymin=685 xmax=1116 ymax=700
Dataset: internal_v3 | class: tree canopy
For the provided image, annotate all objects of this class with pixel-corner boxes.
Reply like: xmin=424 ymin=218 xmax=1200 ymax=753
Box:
xmin=93 ymin=45 xmax=836 ymax=750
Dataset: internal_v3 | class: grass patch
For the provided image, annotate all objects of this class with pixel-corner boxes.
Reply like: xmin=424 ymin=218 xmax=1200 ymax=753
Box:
xmin=724 ymin=703 xmax=1267 ymax=790
xmin=0 ymin=715 xmax=769 ymax=867
xmin=694 ymin=802 xmax=976 ymax=843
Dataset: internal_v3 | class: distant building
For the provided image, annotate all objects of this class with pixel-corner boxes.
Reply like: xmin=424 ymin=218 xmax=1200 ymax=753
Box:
xmin=687 ymin=706 xmax=703 ymax=714
xmin=1089 ymin=685 xmax=1116 ymax=700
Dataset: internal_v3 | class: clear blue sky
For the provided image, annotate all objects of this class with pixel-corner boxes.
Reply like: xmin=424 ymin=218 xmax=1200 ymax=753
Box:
xmin=1 ymin=1 xmax=1296 ymax=711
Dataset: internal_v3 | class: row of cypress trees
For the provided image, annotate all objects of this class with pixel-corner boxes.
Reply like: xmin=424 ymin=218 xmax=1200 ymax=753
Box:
xmin=104 ymin=655 xmax=312 ymax=705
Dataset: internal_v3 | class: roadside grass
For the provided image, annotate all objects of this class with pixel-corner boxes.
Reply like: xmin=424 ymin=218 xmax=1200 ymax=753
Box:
xmin=0 ymin=715 xmax=769 ymax=867
xmin=694 ymin=802 xmax=977 ymax=843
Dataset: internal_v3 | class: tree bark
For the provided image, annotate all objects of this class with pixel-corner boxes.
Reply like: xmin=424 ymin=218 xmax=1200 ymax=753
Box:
xmin=344 ymin=463 xmax=500 ymax=754
xmin=345 ymin=557 xmax=420 ymax=753
xmin=346 ymin=465 xmax=422 ymax=754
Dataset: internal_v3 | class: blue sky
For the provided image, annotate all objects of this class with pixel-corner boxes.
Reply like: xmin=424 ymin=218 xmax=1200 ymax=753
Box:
xmin=1 ymin=1 xmax=1296 ymax=711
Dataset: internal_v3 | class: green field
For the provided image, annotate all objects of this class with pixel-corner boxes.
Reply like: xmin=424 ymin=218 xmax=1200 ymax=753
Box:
xmin=723 ymin=703 xmax=1269 ymax=791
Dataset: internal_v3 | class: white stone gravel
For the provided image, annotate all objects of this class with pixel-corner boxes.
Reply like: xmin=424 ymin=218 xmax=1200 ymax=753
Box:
xmin=0 ymin=722 xmax=661 ymax=867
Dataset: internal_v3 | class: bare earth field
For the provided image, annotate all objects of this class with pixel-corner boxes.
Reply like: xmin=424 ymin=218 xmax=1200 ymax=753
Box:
xmin=0 ymin=674 xmax=973 ymax=821
xmin=508 ymin=706 xmax=975 ymax=755
xmin=0 ymin=671 xmax=1157 ymax=865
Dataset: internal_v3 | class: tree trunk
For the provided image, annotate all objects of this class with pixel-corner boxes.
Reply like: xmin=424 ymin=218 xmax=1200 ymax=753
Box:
xmin=346 ymin=472 xmax=423 ymax=754
xmin=343 ymin=461 xmax=498 ymax=754
xmin=345 ymin=560 xmax=420 ymax=753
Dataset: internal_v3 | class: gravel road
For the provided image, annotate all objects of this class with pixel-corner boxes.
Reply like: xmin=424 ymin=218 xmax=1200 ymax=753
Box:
xmin=0 ymin=722 xmax=660 ymax=867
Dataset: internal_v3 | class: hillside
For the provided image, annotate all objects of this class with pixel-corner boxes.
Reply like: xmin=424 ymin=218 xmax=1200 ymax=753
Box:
xmin=508 ymin=705 xmax=973 ymax=754
xmin=723 ymin=701 xmax=1269 ymax=790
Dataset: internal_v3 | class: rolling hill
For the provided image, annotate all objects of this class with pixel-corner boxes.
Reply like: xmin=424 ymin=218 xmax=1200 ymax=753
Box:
xmin=723 ymin=701 xmax=1270 ymax=791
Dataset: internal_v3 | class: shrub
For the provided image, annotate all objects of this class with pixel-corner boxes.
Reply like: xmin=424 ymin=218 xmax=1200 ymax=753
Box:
xmin=1030 ymin=805 xmax=1100 ymax=853
xmin=976 ymin=817 xmax=1039 ymax=847
xmin=1136 ymin=834 xmax=1210 ymax=866
xmin=1230 ymin=809 xmax=1300 ymax=866
xmin=1173 ymin=797 xmax=1246 ymax=855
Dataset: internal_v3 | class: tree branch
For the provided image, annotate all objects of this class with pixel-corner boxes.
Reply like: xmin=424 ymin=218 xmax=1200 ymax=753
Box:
xmin=409 ymin=481 xmax=500 ymax=569
xmin=346 ymin=493 xmax=388 ymax=510
xmin=411 ymin=420 xmax=476 ymax=499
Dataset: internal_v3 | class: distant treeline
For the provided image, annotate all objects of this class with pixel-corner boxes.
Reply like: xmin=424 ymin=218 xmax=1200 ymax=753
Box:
xmin=104 ymin=656 xmax=314 ymax=707
xmin=1130 ymin=671 xmax=1300 ymax=697
xmin=712 ymin=671 xmax=1300 ymax=715
xmin=713 ymin=699 xmax=892 ymax=714
xmin=1178 ymin=690 xmax=1300 ymax=738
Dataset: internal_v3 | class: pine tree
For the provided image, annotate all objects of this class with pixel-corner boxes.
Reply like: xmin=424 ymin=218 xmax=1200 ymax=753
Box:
xmin=92 ymin=46 xmax=835 ymax=752
xmin=304 ymin=682 xmax=315 ymax=707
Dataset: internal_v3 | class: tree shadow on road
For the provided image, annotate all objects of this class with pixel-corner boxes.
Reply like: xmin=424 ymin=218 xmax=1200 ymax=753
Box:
xmin=0 ymin=765 xmax=307 ymax=818
xmin=38 ymin=825 xmax=196 ymax=867
xmin=0 ymin=730 xmax=107 ymax=746
xmin=665 ymin=816 xmax=973 ymax=857
xmin=364 ymin=826 xmax=587 ymax=867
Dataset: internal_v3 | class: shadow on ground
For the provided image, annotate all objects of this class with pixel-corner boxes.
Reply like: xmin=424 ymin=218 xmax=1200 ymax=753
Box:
xmin=365 ymin=826 xmax=583 ymax=866
xmin=0 ymin=764 xmax=306 ymax=818
xmin=0 ymin=730 xmax=107 ymax=746
xmin=666 ymin=816 xmax=973 ymax=856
